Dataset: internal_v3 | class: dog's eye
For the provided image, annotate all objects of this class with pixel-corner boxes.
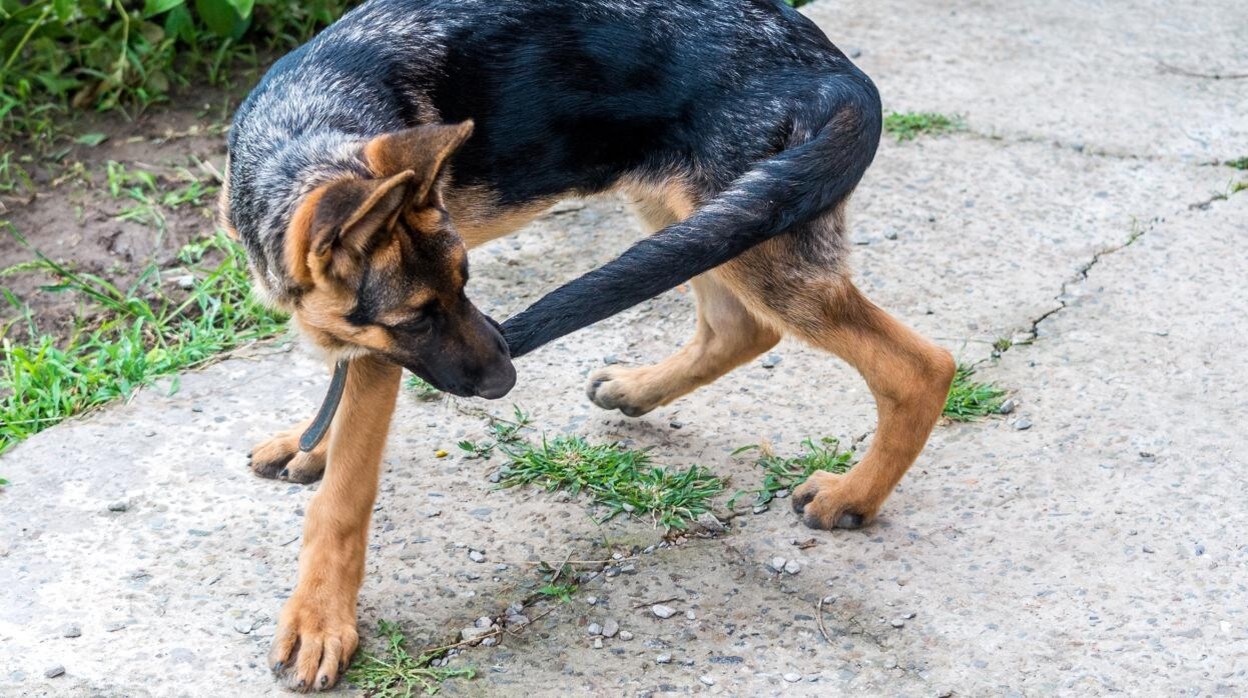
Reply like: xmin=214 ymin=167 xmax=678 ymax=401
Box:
xmin=393 ymin=304 xmax=435 ymax=334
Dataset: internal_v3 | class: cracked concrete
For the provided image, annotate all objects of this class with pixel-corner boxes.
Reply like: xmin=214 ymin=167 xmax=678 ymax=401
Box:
xmin=2 ymin=0 xmax=1246 ymax=696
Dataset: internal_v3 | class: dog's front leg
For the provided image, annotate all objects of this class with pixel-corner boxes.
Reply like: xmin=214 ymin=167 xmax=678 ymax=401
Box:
xmin=269 ymin=354 xmax=401 ymax=692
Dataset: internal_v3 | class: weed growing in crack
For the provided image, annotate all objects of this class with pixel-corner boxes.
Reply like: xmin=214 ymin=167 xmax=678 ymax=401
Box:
xmin=883 ymin=111 xmax=963 ymax=141
xmin=1225 ymin=157 xmax=1248 ymax=170
xmin=496 ymin=434 xmax=723 ymax=530
xmin=345 ymin=620 xmax=475 ymax=697
xmin=728 ymin=437 xmax=855 ymax=510
xmin=943 ymin=363 xmax=1007 ymax=421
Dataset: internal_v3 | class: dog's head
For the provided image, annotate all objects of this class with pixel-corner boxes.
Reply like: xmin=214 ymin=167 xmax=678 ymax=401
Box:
xmin=285 ymin=121 xmax=515 ymax=399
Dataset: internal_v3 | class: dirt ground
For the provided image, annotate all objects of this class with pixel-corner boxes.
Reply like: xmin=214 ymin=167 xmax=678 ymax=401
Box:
xmin=2 ymin=0 xmax=1247 ymax=696
xmin=0 ymin=86 xmax=239 ymax=340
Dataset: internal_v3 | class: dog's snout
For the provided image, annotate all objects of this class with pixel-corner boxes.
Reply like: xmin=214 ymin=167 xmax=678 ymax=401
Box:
xmin=474 ymin=360 xmax=516 ymax=399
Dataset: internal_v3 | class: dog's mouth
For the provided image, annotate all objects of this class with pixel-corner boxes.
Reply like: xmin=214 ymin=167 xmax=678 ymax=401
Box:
xmin=401 ymin=359 xmax=515 ymax=400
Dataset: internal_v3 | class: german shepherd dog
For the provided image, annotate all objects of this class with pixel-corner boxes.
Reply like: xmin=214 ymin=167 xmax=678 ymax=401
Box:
xmin=222 ymin=0 xmax=955 ymax=689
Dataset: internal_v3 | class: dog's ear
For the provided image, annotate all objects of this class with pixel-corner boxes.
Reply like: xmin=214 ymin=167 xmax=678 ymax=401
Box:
xmin=286 ymin=170 xmax=415 ymax=284
xmin=363 ymin=121 xmax=474 ymax=207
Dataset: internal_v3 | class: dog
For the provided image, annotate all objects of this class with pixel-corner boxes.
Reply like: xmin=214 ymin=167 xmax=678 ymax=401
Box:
xmin=221 ymin=0 xmax=956 ymax=690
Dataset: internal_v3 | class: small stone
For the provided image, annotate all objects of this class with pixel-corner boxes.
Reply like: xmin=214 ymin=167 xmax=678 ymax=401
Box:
xmin=603 ymin=354 xmax=620 ymax=365
xmin=62 ymin=624 xmax=81 ymax=638
xmin=593 ymin=638 xmax=604 ymax=649
xmin=652 ymin=604 xmax=677 ymax=619
xmin=475 ymin=616 xmax=493 ymax=629
xmin=1014 ymin=418 xmax=1032 ymax=430
xmin=770 ymin=557 xmax=788 ymax=573
xmin=506 ymin=614 xmax=529 ymax=627
xmin=460 ymin=626 xmax=493 ymax=644
xmin=587 ymin=622 xmax=602 ymax=636
xmin=586 ymin=596 xmax=598 ymax=605
xmin=753 ymin=504 xmax=769 ymax=515
xmin=761 ymin=354 xmax=781 ymax=369
xmin=656 ymin=653 xmax=672 ymax=664
xmin=890 ymin=618 xmax=906 ymax=628
xmin=175 ymin=274 xmax=195 ymax=290
xmin=685 ymin=610 xmax=697 ymax=621
xmin=44 ymin=665 xmax=65 ymax=679
xmin=620 ymin=563 xmax=638 ymax=575
xmin=998 ymin=399 xmax=1016 ymax=415
xmin=602 ymin=618 xmax=620 ymax=638
xmin=468 ymin=549 xmax=486 ymax=563
xmin=507 ymin=601 xmax=524 ymax=615
xmin=884 ymin=229 xmax=899 ymax=240
xmin=822 ymin=596 xmax=836 ymax=605
xmin=105 ymin=621 xmax=126 ymax=632
xmin=1142 ymin=545 xmax=1156 ymax=554
xmin=618 ymin=630 xmax=634 ymax=641
xmin=699 ymin=676 xmax=715 ymax=686
xmin=107 ymin=500 xmax=129 ymax=512
xmin=849 ymin=47 xmax=863 ymax=58
xmin=774 ymin=488 xmax=790 ymax=499
xmin=784 ymin=672 xmax=802 ymax=683
xmin=481 ymin=636 xmax=498 ymax=647
xmin=697 ymin=512 xmax=725 ymax=533
xmin=669 ymin=420 xmax=684 ymax=429
xmin=784 ymin=560 xmax=802 ymax=575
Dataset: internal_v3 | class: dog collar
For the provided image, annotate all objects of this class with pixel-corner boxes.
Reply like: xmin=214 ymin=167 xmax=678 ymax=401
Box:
xmin=299 ymin=359 xmax=349 ymax=452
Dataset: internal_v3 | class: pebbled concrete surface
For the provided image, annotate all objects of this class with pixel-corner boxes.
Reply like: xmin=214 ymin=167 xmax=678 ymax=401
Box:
xmin=2 ymin=1 xmax=1246 ymax=696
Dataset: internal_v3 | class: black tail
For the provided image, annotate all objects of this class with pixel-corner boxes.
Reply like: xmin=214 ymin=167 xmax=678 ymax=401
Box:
xmin=501 ymin=75 xmax=882 ymax=358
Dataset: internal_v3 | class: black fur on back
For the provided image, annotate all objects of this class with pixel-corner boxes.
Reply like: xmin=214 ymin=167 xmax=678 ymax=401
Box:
xmin=227 ymin=0 xmax=881 ymax=350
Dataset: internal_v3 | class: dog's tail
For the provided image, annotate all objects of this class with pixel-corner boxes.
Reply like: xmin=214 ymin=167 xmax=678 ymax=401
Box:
xmin=501 ymin=73 xmax=882 ymax=358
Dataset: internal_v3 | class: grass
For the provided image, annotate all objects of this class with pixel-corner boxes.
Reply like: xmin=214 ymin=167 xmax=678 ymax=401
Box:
xmin=0 ymin=0 xmax=358 ymax=145
xmin=883 ymin=111 xmax=963 ymax=141
xmin=1225 ymin=157 xmax=1248 ymax=170
xmin=728 ymin=437 xmax=855 ymax=510
xmin=456 ymin=406 xmax=530 ymax=460
xmin=943 ymin=363 xmax=1007 ymax=421
xmin=497 ymin=434 xmax=723 ymax=531
xmin=106 ymin=160 xmax=218 ymax=232
xmin=345 ymin=620 xmax=475 ymax=697
xmin=405 ymin=375 xmax=441 ymax=401
xmin=0 ymin=228 xmax=286 ymax=456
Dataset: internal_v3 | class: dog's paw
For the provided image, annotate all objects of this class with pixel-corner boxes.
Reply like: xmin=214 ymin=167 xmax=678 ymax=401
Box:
xmin=791 ymin=471 xmax=878 ymax=530
xmin=249 ymin=431 xmax=326 ymax=484
xmin=269 ymin=590 xmax=359 ymax=692
xmin=586 ymin=366 xmax=660 ymax=417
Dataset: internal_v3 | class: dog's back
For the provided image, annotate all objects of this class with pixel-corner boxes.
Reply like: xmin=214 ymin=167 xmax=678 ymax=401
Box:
xmin=226 ymin=0 xmax=874 ymax=310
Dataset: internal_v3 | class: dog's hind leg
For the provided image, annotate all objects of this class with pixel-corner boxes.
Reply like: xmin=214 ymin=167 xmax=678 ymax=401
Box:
xmin=248 ymin=416 xmax=328 ymax=483
xmin=720 ymin=213 xmax=955 ymax=529
xmin=587 ymin=200 xmax=781 ymax=416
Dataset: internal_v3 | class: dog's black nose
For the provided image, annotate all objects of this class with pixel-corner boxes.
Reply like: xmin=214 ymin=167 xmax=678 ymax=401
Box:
xmin=475 ymin=360 xmax=516 ymax=399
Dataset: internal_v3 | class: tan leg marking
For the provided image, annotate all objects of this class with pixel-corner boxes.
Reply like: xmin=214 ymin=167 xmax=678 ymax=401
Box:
xmin=269 ymin=355 xmax=402 ymax=691
xmin=720 ymin=245 xmax=955 ymax=529
xmin=587 ymin=195 xmax=779 ymax=416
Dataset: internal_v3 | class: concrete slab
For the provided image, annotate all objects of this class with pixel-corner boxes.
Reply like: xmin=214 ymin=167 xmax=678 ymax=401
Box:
xmin=806 ymin=0 xmax=1248 ymax=161
xmin=3 ymin=1 xmax=1247 ymax=696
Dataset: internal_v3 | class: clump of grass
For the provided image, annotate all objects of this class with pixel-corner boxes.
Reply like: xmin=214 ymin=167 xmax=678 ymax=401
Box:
xmin=457 ymin=406 xmax=530 ymax=459
xmin=883 ymin=111 xmax=963 ymax=141
xmin=0 ymin=228 xmax=286 ymax=455
xmin=405 ymin=375 xmax=441 ymax=401
xmin=728 ymin=437 xmax=854 ymax=509
xmin=943 ymin=363 xmax=1006 ymax=421
xmin=1225 ymin=157 xmax=1248 ymax=170
xmin=497 ymin=435 xmax=723 ymax=530
xmin=346 ymin=620 xmax=474 ymax=697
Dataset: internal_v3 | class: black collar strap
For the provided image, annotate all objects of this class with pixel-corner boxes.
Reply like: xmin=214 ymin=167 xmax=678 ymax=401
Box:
xmin=299 ymin=359 xmax=350 ymax=452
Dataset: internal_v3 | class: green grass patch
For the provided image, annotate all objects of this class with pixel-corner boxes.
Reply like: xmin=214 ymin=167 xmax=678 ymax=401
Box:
xmin=728 ymin=437 xmax=854 ymax=510
xmin=345 ymin=619 xmax=474 ymax=697
xmin=883 ymin=111 xmax=963 ymax=141
xmin=497 ymin=434 xmax=723 ymax=530
xmin=943 ymin=363 xmax=1006 ymax=421
xmin=404 ymin=374 xmax=441 ymax=401
xmin=456 ymin=405 xmax=530 ymax=459
xmin=0 ymin=228 xmax=286 ymax=456
xmin=1225 ymin=157 xmax=1248 ymax=170
xmin=0 ymin=0 xmax=359 ymax=144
